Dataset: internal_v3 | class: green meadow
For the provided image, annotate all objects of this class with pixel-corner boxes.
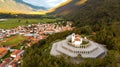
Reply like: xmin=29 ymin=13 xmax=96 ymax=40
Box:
xmin=0 ymin=35 xmax=26 ymax=47
xmin=0 ymin=18 xmax=58 ymax=29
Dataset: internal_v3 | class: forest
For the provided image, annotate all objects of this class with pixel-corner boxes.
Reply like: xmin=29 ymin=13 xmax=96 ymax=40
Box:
xmin=21 ymin=30 xmax=120 ymax=67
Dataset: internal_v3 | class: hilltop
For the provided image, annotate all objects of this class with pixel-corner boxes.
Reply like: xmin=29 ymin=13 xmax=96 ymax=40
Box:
xmin=51 ymin=0 xmax=120 ymax=48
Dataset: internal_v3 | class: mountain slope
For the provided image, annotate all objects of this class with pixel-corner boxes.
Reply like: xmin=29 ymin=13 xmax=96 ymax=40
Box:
xmin=0 ymin=0 xmax=33 ymax=14
xmin=51 ymin=0 xmax=120 ymax=26
xmin=0 ymin=0 xmax=71 ymax=14
xmin=51 ymin=0 xmax=87 ymax=15
xmin=51 ymin=0 xmax=120 ymax=49
xmin=15 ymin=0 xmax=47 ymax=10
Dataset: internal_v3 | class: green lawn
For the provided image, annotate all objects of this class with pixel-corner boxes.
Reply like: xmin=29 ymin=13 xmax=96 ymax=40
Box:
xmin=82 ymin=41 xmax=89 ymax=45
xmin=0 ymin=35 xmax=26 ymax=47
xmin=0 ymin=18 xmax=58 ymax=29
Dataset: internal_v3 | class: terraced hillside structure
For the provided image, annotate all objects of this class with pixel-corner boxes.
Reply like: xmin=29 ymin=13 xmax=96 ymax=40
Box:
xmin=50 ymin=33 xmax=106 ymax=58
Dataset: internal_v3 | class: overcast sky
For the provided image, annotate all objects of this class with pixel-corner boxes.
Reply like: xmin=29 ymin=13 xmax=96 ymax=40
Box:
xmin=22 ymin=0 xmax=67 ymax=9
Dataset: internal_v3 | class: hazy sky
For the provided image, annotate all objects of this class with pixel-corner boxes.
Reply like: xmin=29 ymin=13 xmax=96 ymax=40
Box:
xmin=22 ymin=0 xmax=66 ymax=9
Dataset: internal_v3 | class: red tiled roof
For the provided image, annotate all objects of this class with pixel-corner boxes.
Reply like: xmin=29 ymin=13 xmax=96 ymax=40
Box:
xmin=0 ymin=48 xmax=8 ymax=56
xmin=75 ymin=38 xmax=81 ymax=41
xmin=73 ymin=34 xmax=82 ymax=41
xmin=11 ymin=50 xmax=22 ymax=56
xmin=14 ymin=56 xmax=21 ymax=61
xmin=12 ymin=63 xmax=18 ymax=67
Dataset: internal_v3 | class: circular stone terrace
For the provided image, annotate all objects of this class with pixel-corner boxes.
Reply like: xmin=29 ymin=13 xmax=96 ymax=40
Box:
xmin=50 ymin=34 xmax=107 ymax=59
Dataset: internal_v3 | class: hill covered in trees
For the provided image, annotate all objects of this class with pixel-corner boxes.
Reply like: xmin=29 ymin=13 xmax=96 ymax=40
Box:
xmin=21 ymin=0 xmax=120 ymax=67
xmin=51 ymin=0 xmax=120 ymax=24
xmin=51 ymin=0 xmax=120 ymax=50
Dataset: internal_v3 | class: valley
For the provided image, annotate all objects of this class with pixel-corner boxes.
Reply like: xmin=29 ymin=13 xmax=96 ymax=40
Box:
xmin=0 ymin=18 xmax=59 ymax=29
xmin=0 ymin=0 xmax=120 ymax=67
xmin=0 ymin=17 xmax=73 ymax=67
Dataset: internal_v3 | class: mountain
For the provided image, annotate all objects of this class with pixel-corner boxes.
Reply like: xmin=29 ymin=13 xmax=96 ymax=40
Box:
xmin=15 ymin=0 xmax=47 ymax=10
xmin=0 ymin=0 xmax=49 ymax=14
xmin=0 ymin=0 xmax=71 ymax=14
xmin=0 ymin=0 xmax=33 ymax=14
xmin=51 ymin=0 xmax=120 ymax=26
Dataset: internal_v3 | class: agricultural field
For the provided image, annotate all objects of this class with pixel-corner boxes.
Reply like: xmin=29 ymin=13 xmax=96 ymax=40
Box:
xmin=0 ymin=18 xmax=58 ymax=29
xmin=0 ymin=35 xmax=26 ymax=47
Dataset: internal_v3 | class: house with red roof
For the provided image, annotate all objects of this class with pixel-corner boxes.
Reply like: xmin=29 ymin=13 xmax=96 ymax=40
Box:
xmin=0 ymin=48 xmax=8 ymax=59
xmin=10 ymin=50 xmax=24 ymax=58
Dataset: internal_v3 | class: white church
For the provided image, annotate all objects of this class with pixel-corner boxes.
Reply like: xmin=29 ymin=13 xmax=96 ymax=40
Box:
xmin=50 ymin=33 xmax=106 ymax=58
xmin=71 ymin=33 xmax=83 ymax=47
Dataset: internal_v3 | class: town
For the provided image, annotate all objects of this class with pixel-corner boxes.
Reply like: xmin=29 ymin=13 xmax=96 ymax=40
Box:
xmin=0 ymin=21 xmax=73 ymax=67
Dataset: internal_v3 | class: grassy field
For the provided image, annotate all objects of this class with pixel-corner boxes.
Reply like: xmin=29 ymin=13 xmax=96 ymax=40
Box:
xmin=0 ymin=18 xmax=58 ymax=29
xmin=0 ymin=35 xmax=26 ymax=47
